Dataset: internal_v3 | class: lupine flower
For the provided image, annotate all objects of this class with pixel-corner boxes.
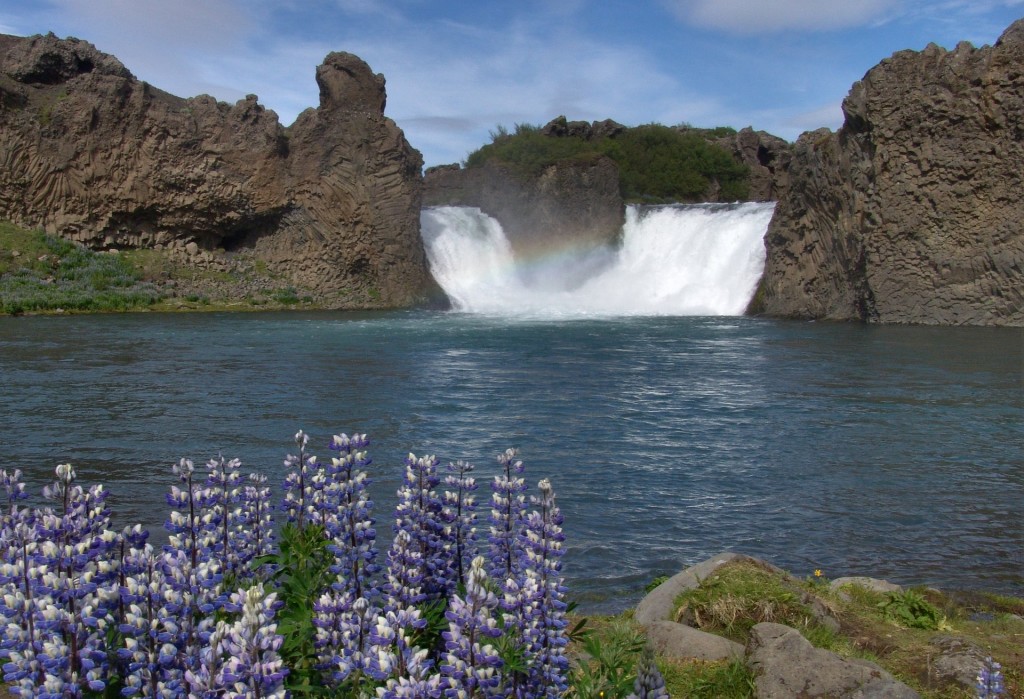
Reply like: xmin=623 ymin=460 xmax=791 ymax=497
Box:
xmin=196 ymin=456 xmax=246 ymax=583
xmin=235 ymin=473 xmax=275 ymax=582
xmin=977 ymin=656 xmax=1004 ymax=698
xmin=314 ymin=590 xmax=379 ymax=685
xmin=325 ymin=433 xmax=380 ymax=601
xmin=488 ymin=449 xmax=527 ymax=584
xmin=627 ymin=650 xmax=669 ymax=699
xmin=1 ymin=435 xmax=571 ymax=699
xmin=282 ymin=430 xmax=319 ymax=529
xmin=442 ymin=460 xmax=479 ymax=590
xmin=195 ymin=585 xmax=286 ymax=699
xmin=394 ymin=453 xmax=450 ymax=601
xmin=517 ymin=479 xmax=569 ymax=697
xmin=117 ymin=544 xmax=190 ymax=698
xmin=366 ymin=606 xmax=430 ymax=680
xmin=439 ymin=556 xmax=503 ymax=697
xmin=383 ymin=530 xmax=427 ymax=611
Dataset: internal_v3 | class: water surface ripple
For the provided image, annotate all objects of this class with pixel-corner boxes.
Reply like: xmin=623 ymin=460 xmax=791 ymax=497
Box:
xmin=0 ymin=312 xmax=1020 ymax=612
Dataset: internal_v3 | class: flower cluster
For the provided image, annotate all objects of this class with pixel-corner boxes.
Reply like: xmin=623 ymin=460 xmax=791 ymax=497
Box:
xmin=1 ymin=433 xmax=573 ymax=699
xmin=977 ymin=656 xmax=1004 ymax=698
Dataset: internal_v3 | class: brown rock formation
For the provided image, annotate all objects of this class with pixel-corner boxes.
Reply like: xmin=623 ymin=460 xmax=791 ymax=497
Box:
xmin=0 ymin=33 xmax=438 ymax=308
xmin=716 ymin=127 xmax=791 ymax=201
xmin=753 ymin=22 xmax=1024 ymax=325
xmin=423 ymin=155 xmax=624 ymax=260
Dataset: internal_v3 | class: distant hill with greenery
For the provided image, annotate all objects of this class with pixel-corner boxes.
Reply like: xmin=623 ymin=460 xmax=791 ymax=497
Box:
xmin=464 ymin=120 xmax=750 ymax=203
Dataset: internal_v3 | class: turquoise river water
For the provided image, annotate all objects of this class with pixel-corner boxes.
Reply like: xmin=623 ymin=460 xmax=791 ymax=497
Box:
xmin=0 ymin=311 xmax=1020 ymax=612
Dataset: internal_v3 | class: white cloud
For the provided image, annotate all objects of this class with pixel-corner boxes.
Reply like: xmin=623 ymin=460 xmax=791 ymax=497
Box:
xmin=663 ymin=0 xmax=901 ymax=33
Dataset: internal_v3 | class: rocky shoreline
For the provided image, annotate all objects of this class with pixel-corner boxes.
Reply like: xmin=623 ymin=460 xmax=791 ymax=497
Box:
xmin=633 ymin=552 xmax=1022 ymax=698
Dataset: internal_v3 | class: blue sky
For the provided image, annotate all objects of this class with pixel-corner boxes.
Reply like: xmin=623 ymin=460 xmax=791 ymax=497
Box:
xmin=3 ymin=1 xmax=1023 ymax=167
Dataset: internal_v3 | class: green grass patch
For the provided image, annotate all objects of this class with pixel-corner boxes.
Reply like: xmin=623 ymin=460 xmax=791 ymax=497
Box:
xmin=673 ymin=560 xmax=828 ymax=645
xmin=1 ymin=222 xmax=162 ymax=314
xmin=660 ymin=658 xmax=755 ymax=698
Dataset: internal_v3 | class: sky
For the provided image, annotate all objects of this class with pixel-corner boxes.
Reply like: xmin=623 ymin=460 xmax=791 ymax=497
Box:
xmin=3 ymin=1 xmax=1023 ymax=167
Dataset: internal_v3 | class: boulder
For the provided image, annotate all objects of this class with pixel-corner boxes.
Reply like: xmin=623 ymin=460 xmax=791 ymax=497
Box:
xmin=643 ymin=619 xmax=744 ymax=661
xmin=634 ymin=552 xmax=785 ymax=626
xmin=929 ymin=635 xmax=988 ymax=690
xmin=746 ymin=622 xmax=920 ymax=698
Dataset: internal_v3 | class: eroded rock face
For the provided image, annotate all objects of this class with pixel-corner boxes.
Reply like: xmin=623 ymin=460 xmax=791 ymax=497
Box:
xmin=716 ymin=127 xmax=791 ymax=202
xmin=423 ymin=157 xmax=624 ymax=259
xmin=0 ymin=33 xmax=438 ymax=308
xmin=754 ymin=22 xmax=1024 ymax=325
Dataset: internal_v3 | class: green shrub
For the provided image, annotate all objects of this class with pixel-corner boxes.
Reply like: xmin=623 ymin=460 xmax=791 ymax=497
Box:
xmin=878 ymin=589 xmax=943 ymax=630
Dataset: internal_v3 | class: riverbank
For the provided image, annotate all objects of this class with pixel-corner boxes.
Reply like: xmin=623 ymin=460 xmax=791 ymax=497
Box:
xmin=0 ymin=220 xmax=404 ymax=315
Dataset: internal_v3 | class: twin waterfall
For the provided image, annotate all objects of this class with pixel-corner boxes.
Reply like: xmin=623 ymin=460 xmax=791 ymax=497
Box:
xmin=420 ymin=203 xmax=775 ymax=318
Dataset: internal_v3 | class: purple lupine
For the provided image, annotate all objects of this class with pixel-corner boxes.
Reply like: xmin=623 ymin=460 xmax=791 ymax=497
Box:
xmin=196 ymin=456 xmax=246 ymax=583
xmin=488 ymin=449 xmax=527 ymax=584
xmin=977 ymin=656 xmax=1004 ymax=698
xmin=314 ymin=433 xmax=382 ymax=687
xmin=32 ymin=465 xmax=119 ymax=695
xmin=0 ymin=520 xmax=48 ymax=697
xmin=166 ymin=459 xmax=202 ymax=570
xmin=383 ymin=529 xmax=427 ymax=611
xmin=325 ymin=433 xmax=379 ymax=601
xmin=117 ymin=543 xmax=189 ymax=698
xmin=365 ymin=605 xmax=433 ymax=690
xmin=439 ymin=555 xmax=503 ymax=697
xmin=442 ymin=460 xmax=479 ymax=590
xmin=517 ymin=479 xmax=569 ymax=697
xmin=200 ymin=584 xmax=287 ymax=699
xmin=313 ymin=590 xmax=382 ymax=691
xmin=627 ymin=650 xmax=669 ymax=699
xmin=281 ymin=430 xmax=321 ymax=530
xmin=394 ymin=453 xmax=450 ymax=601
xmin=235 ymin=473 xmax=275 ymax=582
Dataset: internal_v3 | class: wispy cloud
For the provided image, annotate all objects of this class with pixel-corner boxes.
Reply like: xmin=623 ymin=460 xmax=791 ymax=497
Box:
xmin=662 ymin=0 xmax=901 ymax=33
xmin=5 ymin=0 xmax=1022 ymax=165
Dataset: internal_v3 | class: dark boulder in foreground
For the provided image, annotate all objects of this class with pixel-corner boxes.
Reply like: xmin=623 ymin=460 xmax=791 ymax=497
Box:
xmin=0 ymin=33 xmax=438 ymax=308
xmin=752 ymin=20 xmax=1024 ymax=325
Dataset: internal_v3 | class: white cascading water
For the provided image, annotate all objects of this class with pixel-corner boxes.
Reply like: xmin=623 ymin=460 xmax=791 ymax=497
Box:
xmin=420 ymin=202 xmax=775 ymax=317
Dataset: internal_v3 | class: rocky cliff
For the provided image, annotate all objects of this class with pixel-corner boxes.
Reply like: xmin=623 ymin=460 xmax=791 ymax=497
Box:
xmin=753 ymin=21 xmax=1024 ymax=325
xmin=0 ymin=33 xmax=438 ymax=308
xmin=423 ymin=151 xmax=624 ymax=260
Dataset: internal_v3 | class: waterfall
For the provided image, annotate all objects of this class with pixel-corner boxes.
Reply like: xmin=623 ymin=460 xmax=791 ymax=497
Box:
xmin=420 ymin=202 xmax=774 ymax=318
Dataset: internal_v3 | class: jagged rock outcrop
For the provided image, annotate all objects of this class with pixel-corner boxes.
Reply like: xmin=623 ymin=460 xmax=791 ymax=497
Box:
xmin=716 ymin=127 xmax=791 ymax=201
xmin=753 ymin=21 xmax=1024 ymax=325
xmin=0 ymin=33 xmax=438 ymax=308
xmin=423 ymin=155 xmax=624 ymax=259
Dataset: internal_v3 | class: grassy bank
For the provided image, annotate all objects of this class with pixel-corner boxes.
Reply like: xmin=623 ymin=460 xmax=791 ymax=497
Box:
xmin=0 ymin=221 xmax=325 ymax=315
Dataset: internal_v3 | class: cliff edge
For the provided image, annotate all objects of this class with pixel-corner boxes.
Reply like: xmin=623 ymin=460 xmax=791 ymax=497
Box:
xmin=752 ymin=22 xmax=1024 ymax=325
xmin=0 ymin=33 xmax=438 ymax=308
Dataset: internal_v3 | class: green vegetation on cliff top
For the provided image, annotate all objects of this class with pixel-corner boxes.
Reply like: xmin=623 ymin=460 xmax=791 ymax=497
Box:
xmin=465 ymin=121 xmax=750 ymax=203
